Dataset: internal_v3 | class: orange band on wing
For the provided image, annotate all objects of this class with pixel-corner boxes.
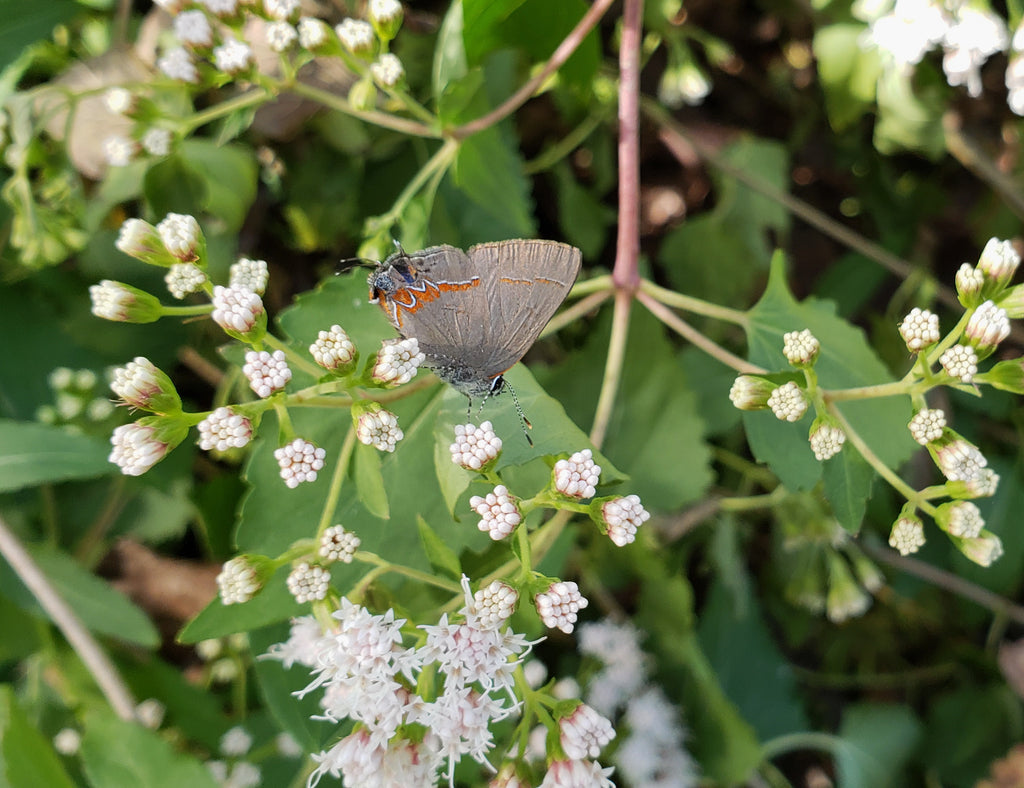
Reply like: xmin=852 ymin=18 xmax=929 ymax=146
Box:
xmin=383 ymin=277 xmax=480 ymax=328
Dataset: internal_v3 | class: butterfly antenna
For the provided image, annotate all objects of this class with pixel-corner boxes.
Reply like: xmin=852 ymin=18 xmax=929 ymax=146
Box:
xmin=505 ymin=381 xmax=533 ymax=447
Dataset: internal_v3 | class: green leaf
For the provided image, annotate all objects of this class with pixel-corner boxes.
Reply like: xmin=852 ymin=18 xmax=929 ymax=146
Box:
xmin=143 ymin=154 xmax=208 ymax=219
xmin=354 ymin=441 xmax=390 ymax=520
xmin=462 ymin=0 xmax=600 ymax=90
xmin=417 ymin=516 xmax=462 ymax=581
xmin=215 ymin=105 xmax=258 ymax=146
xmin=743 ymin=251 xmax=915 ymax=495
xmin=0 ymin=686 xmax=75 ymax=788
xmin=177 ymin=140 xmax=259 ymax=231
xmin=0 ymin=420 xmax=112 ymax=492
xmin=551 ymin=160 xmax=613 ymax=261
xmin=874 ymin=67 xmax=945 ymax=158
xmin=80 ymin=711 xmax=219 ymax=788
xmin=836 ymin=704 xmax=922 ymax=788
xmin=0 ymin=545 xmax=159 ymax=647
xmin=433 ymin=0 xmax=468 ymax=109
xmin=634 ymin=549 xmax=761 ymax=783
xmin=822 ymin=446 xmax=876 ymax=533
xmin=813 ymin=24 xmax=882 ymax=131
xmin=0 ymin=0 xmax=77 ymax=72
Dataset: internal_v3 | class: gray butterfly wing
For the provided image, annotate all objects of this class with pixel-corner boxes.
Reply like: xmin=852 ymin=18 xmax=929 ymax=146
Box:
xmin=468 ymin=240 xmax=582 ymax=375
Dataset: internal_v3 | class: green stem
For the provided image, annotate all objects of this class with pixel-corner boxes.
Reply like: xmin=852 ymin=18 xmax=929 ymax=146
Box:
xmin=638 ymin=278 xmax=749 ymax=324
xmin=355 ymin=552 xmax=461 ymax=593
xmin=289 ymin=80 xmax=438 ymax=138
xmin=824 ymin=379 xmax=916 ymax=402
xmin=179 ymin=88 xmax=270 ymax=135
xmin=373 ymin=138 xmax=459 ymax=230
xmin=162 ymin=304 xmax=213 ymax=317
xmin=316 ymin=426 xmax=357 ymax=537
xmin=524 ymin=107 xmax=610 ymax=174
xmin=718 ymin=487 xmax=787 ymax=512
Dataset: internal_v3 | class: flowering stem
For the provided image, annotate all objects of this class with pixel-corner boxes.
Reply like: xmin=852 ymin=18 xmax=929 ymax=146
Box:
xmin=922 ymin=310 xmax=972 ymax=369
xmin=639 ymin=278 xmax=750 ymax=325
xmin=262 ymin=333 xmax=323 ymax=378
xmin=718 ymin=487 xmax=787 ymax=512
xmin=371 ymin=138 xmax=459 ymax=231
xmin=316 ymin=426 xmax=357 ymax=537
xmin=288 ymin=80 xmax=438 ymax=138
xmin=824 ymin=379 xmax=917 ymax=402
xmin=179 ymin=87 xmax=270 ymax=135
xmin=570 ymin=274 xmax=614 ymax=298
xmin=0 ymin=514 xmax=137 ymax=720
xmin=449 ymin=0 xmax=616 ymax=140
xmin=354 ymin=552 xmax=461 ymax=593
xmin=541 ymin=289 xmax=611 ymax=338
xmin=162 ymin=303 xmax=213 ymax=317
xmin=638 ymin=290 xmax=765 ymax=374
xmin=589 ymin=289 xmax=632 ymax=448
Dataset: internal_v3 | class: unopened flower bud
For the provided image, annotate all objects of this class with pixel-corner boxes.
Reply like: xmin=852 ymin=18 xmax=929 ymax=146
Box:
xmin=889 ymin=515 xmax=925 ymax=555
xmin=939 ymin=344 xmax=978 ymax=383
xmin=898 ymin=307 xmax=940 ymax=352
xmin=156 ymin=212 xmax=204 ymax=262
xmin=935 ymin=500 xmax=985 ymax=538
xmin=336 ymin=19 xmax=375 ymax=56
xmin=728 ymin=375 xmax=775 ymax=410
xmin=90 ymin=280 xmax=163 ymax=323
xmin=809 ymin=418 xmax=845 ymax=461
xmin=955 ymin=530 xmax=1004 ymax=566
xmin=977 ymin=237 xmax=1020 ymax=290
xmin=783 ymin=329 xmax=820 ymax=367
xmin=109 ymin=417 xmax=187 ymax=476
xmin=217 ymin=555 xmax=273 ymax=604
xmin=955 ymin=263 xmax=985 ymax=308
xmin=767 ymin=381 xmax=808 ymax=422
xmin=908 ymin=408 xmax=945 ymax=445
xmin=368 ymin=0 xmax=403 ymax=41
xmin=965 ymin=300 xmax=1011 ymax=357
xmin=116 ymin=219 xmax=176 ymax=266
xmin=825 ymin=553 xmax=871 ymax=623
xmin=110 ymin=357 xmax=182 ymax=414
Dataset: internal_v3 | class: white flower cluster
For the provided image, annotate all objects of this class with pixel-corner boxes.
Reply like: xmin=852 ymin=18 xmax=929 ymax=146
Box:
xmin=109 ymin=423 xmax=166 ymax=476
xmin=578 ymin=620 xmax=698 ymax=787
xmin=355 ymin=408 xmax=403 ymax=452
xmin=863 ymin=1 xmax=1010 ymax=103
xmin=269 ymin=577 xmax=534 ymax=787
xmin=212 ymin=285 xmax=265 ymax=335
xmin=601 ymin=495 xmax=650 ymax=547
xmin=157 ymin=213 xmax=201 ymax=260
xmin=319 ymin=525 xmax=360 ymax=564
xmin=310 ymin=325 xmax=356 ymax=371
xmin=782 ymin=328 xmax=819 ymax=366
xmin=242 ymin=349 xmax=291 ymax=397
xmin=110 ymin=357 xmax=161 ymax=410
xmin=449 ymin=421 xmax=502 ymax=470
xmin=908 ymin=408 xmax=945 ymax=445
xmin=229 ymin=257 xmax=269 ymax=295
xmin=216 ymin=557 xmax=262 ymax=605
xmin=165 ymin=262 xmax=206 ymax=299
xmin=809 ymin=423 xmax=846 ymax=461
xmin=197 ymin=407 xmax=252 ymax=451
xmin=286 ymin=562 xmax=330 ymax=603
xmin=535 ymin=581 xmax=588 ymax=634
xmin=470 ymin=485 xmax=522 ymax=541
xmin=889 ymin=516 xmax=926 ymax=555
xmin=273 ymin=438 xmax=326 ymax=488
xmin=553 ymin=449 xmax=601 ymax=499
xmin=939 ymin=343 xmax=978 ymax=382
xmin=767 ymin=381 xmax=808 ymax=422
xmin=898 ymin=307 xmax=940 ymax=352
xmin=371 ymin=337 xmax=424 ymax=386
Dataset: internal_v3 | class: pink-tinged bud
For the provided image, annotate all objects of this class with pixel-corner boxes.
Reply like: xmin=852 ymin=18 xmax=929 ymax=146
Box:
xmin=977 ymin=237 xmax=1020 ymax=291
xmin=110 ymin=357 xmax=182 ymax=414
xmin=954 ymin=530 xmax=1004 ymax=567
xmin=964 ymin=300 xmax=1010 ymax=357
xmin=116 ymin=219 xmax=176 ymax=267
xmin=90 ymin=280 xmax=163 ymax=323
xmin=109 ymin=417 xmax=187 ymax=476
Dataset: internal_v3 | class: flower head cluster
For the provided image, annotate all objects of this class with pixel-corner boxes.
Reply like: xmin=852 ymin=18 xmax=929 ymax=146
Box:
xmin=298 ymin=17 xmax=330 ymax=49
xmin=217 ymin=557 xmax=263 ymax=605
xmin=142 ymin=127 xmax=171 ymax=154
xmin=266 ymin=21 xmax=298 ymax=52
xmin=470 ymin=485 xmax=522 ymax=541
xmin=600 ymin=495 xmax=650 ymax=547
xmin=197 ymin=407 xmax=253 ymax=451
xmin=165 ymin=262 xmax=206 ymax=299
xmin=908 ymin=408 xmax=945 ymax=445
xmin=938 ymin=500 xmax=985 ymax=538
xmin=272 ymin=577 xmax=535 ymax=787
xmin=554 ymin=449 xmax=601 ymax=499
xmin=978 ymin=237 xmax=1021 ymax=285
xmin=230 ymin=257 xmax=269 ymax=295
xmin=319 ymin=525 xmax=360 ymax=564
xmin=371 ymin=337 xmax=424 ymax=386
xmin=728 ymin=375 xmax=774 ymax=410
xmin=958 ymin=532 xmax=1004 ymax=567
xmin=310 ymin=325 xmax=357 ymax=371
xmin=939 ymin=344 xmax=978 ymax=382
xmin=355 ymin=407 xmax=403 ymax=452
xmin=809 ymin=422 xmax=845 ymax=461
xmin=109 ymin=423 xmax=169 ymax=476
xmin=273 ymin=438 xmax=326 ymax=488
xmin=110 ymin=356 xmax=180 ymax=413
xmin=559 ymin=704 xmax=615 ymax=760
xmin=287 ymin=562 xmax=330 ymax=603
xmin=371 ymin=54 xmax=404 ymax=87
xmin=450 ymin=421 xmax=502 ymax=470
xmin=158 ymin=47 xmax=199 ymax=83
xmin=212 ymin=285 xmax=265 ymax=337
xmin=933 ymin=436 xmax=988 ymax=482
xmin=535 ymin=581 xmax=588 ymax=634
xmin=767 ymin=381 xmax=808 ymax=422
xmin=782 ymin=328 xmax=819 ymax=366
xmin=965 ymin=300 xmax=1010 ymax=353
xmin=471 ymin=581 xmax=518 ymax=629
xmin=956 ymin=263 xmax=985 ymax=305
xmin=540 ymin=759 xmax=615 ymax=788
xmin=336 ymin=19 xmax=375 ymax=54
xmin=103 ymin=136 xmax=137 ymax=167
xmin=214 ymin=38 xmax=253 ymax=74
xmin=242 ymin=350 xmax=291 ymax=397
xmin=90 ymin=280 xmax=162 ymax=323
xmin=889 ymin=515 xmax=926 ymax=555
xmin=898 ymin=307 xmax=940 ymax=352
xmin=156 ymin=213 xmax=202 ymax=261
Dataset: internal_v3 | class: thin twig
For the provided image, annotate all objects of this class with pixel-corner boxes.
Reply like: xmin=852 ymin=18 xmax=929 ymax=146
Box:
xmin=861 ymin=540 xmax=1024 ymax=625
xmin=944 ymin=112 xmax=1024 ymax=221
xmin=450 ymin=0 xmax=616 ymax=140
xmin=0 ymin=515 xmax=137 ymax=719
xmin=590 ymin=290 xmax=632 ymax=448
xmin=637 ymin=290 xmax=765 ymax=373
xmin=541 ymin=289 xmax=612 ymax=336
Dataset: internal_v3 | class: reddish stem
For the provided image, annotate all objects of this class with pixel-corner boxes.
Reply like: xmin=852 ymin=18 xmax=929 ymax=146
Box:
xmin=614 ymin=0 xmax=643 ymax=292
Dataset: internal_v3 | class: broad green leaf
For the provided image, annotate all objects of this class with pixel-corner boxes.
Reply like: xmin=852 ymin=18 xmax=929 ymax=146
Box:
xmin=539 ymin=304 xmax=713 ymax=511
xmin=249 ymin=624 xmax=333 ymax=752
xmin=354 ymin=441 xmax=390 ymax=520
xmin=179 ymin=565 xmax=300 ymax=642
xmin=433 ymin=0 xmax=468 ymax=109
xmin=822 ymin=446 xmax=876 ymax=533
xmin=0 ymin=545 xmax=159 ymax=647
xmin=177 ymin=140 xmax=259 ymax=231
xmin=0 ymin=1 xmax=77 ymax=72
xmin=215 ymin=105 xmax=258 ymax=146
xmin=0 ymin=420 xmax=111 ymax=492
xmin=698 ymin=575 xmax=808 ymax=741
xmin=0 ymin=598 xmax=41 ymax=661
xmin=462 ymin=0 xmax=600 ymax=90
xmin=80 ymin=711 xmax=219 ymax=788
xmin=551 ymin=160 xmax=613 ymax=261
xmin=836 ymin=704 xmax=922 ymax=788
xmin=874 ymin=67 xmax=945 ymax=158
xmin=417 ymin=516 xmax=462 ymax=581
xmin=813 ymin=24 xmax=882 ymax=131
xmin=143 ymin=154 xmax=208 ymax=219
xmin=0 ymin=686 xmax=75 ymax=788
xmin=634 ymin=548 xmax=761 ymax=783
xmin=743 ymin=251 xmax=915 ymax=502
